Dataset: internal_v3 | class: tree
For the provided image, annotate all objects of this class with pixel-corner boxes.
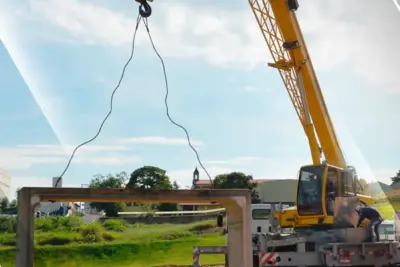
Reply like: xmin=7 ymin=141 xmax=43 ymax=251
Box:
xmin=9 ymin=199 xmax=17 ymax=209
xmin=391 ymin=170 xmax=400 ymax=185
xmin=172 ymin=180 xmax=180 ymax=189
xmin=0 ymin=197 xmax=9 ymax=211
xmin=214 ymin=172 xmax=260 ymax=203
xmin=89 ymin=172 xmax=128 ymax=217
xmin=127 ymin=166 xmax=173 ymax=190
xmin=90 ymin=172 xmax=127 ymax=188
xmin=127 ymin=166 xmax=178 ymax=211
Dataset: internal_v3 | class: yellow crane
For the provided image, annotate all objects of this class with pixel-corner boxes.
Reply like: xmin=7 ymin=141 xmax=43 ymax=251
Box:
xmin=248 ymin=0 xmax=373 ymax=229
xmin=136 ymin=0 xmax=373 ymax=230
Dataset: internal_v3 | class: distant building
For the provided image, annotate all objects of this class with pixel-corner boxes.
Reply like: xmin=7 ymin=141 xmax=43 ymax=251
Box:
xmin=179 ymin=168 xmax=296 ymax=210
xmin=0 ymin=169 xmax=11 ymax=199
xmin=190 ymin=167 xmax=269 ymax=189
xmin=370 ymin=181 xmax=393 ymax=196
xmin=256 ymin=179 xmax=297 ymax=204
xmin=391 ymin=182 xmax=400 ymax=190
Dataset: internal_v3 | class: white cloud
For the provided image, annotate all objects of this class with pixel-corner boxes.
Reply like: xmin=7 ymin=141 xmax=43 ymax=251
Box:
xmin=0 ymin=135 xmax=203 ymax=172
xmin=2 ymin=144 xmax=131 ymax=156
xmin=296 ymin=1 xmax=400 ymax=93
xmin=7 ymin=0 xmax=267 ymax=69
xmin=204 ymin=156 xmax=263 ymax=165
xmin=0 ymin=144 xmax=139 ymax=171
xmin=116 ymin=136 xmax=203 ymax=146
xmin=15 ymin=0 xmax=400 ymax=91
xmin=21 ymin=0 xmax=134 ymax=45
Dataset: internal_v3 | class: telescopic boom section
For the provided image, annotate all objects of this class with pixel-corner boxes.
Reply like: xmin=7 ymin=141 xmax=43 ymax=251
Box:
xmin=249 ymin=0 xmax=346 ymax=168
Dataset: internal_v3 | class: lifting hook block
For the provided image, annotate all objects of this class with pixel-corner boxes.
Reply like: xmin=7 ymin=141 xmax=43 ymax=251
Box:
xmin=135 ymin=0 xmax=153 ymax=18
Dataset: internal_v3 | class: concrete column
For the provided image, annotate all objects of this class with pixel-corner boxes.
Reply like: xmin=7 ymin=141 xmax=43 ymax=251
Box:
xmin=16 ymin=188 xmax=38 ymax=267
xmin=226 ymin=196 xmax=252 ymax=267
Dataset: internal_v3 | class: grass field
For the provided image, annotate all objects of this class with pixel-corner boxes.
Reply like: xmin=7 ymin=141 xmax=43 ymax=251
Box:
xmin=0 ymin=236 xmax=225 ymax=267
xmin=376 ymin=204 xmax=395 ymax=220
xmin=374 ymin=200 xmax=400 ymax=220
xmin=0 ymin=217 xmax=226 ymax=267
xmin=0 ymin=200 xmax=398 ymax=266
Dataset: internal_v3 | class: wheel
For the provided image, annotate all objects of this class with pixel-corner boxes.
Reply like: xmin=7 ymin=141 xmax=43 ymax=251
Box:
xmin=253 ymin=254 xmax=260 ymax=267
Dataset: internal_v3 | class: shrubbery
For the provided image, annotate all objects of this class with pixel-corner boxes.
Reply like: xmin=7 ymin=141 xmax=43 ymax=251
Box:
xmin=35 ymin=216 xmax=83 ymax=232
xmin=80 ymin=222 xmax=105 ymax=243
xmin=0 ymin=216 xmax=17 ymax=233
xmin=36 ymin=233 xmax=79 ymax=246
xmin=0 ymin=215 xmax=129 ymax=246
xmin=0 ymin=215 xmax=221 ymax=248
xmin=102 ymin=218 xmax=128 ymax=232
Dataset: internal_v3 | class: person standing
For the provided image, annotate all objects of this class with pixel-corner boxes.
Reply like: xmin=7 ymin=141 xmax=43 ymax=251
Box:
xmin=355 ymin=205 xmax=384 ymax=242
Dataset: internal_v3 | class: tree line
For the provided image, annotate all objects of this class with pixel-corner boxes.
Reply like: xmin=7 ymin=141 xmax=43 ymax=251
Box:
xmin=87 ymin=165 xmax=260 ymax=217
xmin=3 ymin=168 xmax=399 ymax=216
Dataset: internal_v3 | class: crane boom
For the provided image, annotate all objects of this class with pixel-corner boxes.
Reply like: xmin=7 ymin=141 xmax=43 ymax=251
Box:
xmin=249 ymin=0 xmax=346 ymax=168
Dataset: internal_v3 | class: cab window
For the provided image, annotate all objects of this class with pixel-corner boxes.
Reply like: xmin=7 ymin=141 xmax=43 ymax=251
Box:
xmin=341 ymin=171 xmax=355 ymax=196
xmin=252 ymin=209 xmax=270 ymax=220
xmin=355 ymin=181 xmax=365 ymax=195
xmin=326 ymin=168 xmax=338 ymax=196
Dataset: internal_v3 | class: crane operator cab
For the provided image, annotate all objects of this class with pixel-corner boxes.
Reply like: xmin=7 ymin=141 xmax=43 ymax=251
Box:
xmin=295 ymin=163 xmax=372 ymax=229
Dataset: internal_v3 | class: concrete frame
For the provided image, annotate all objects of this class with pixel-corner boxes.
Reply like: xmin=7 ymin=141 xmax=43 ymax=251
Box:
xmin=16 ymin=187 xmax=252 ymax=267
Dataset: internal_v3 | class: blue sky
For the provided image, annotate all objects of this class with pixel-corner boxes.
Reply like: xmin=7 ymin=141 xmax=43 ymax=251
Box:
xmin=0 ymin=0 xmax=399 ymax=199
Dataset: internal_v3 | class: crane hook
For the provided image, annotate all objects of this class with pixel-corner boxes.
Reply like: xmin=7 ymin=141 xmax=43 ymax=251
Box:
xmin=135 ymin=0 xmax=152 ymax=18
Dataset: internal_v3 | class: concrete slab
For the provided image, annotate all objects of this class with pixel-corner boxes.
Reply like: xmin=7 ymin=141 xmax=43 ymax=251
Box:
xmin=16 ymin=187 xmax=252 ymax=267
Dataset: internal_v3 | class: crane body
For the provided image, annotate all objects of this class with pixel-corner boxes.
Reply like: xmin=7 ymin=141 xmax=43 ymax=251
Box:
xmin=249 ymin=0 xmax=373 ymax=229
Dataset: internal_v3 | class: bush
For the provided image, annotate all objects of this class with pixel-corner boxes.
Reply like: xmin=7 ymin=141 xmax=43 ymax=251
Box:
xmin=37 ymin=234 xmax=76 ymax=246
xmin=189 ymin=222 xmax=215 ymax=232
xmin=90 ymin=202 xmax=127 ymax=217
xmin=0 ymin=233 xmax=16 ymax=246
xmin=102 ymin=232 xmax=120 ymax=241
xmin=102 ymin=219 xmax=128 ymax=232
xmin=80 ymin=222 xmax=104 ymax=243
xmin=159 ymin=231 xmax=192 ymax=240
xmin=60 ymin=216 xmax=83 ymax=231
xmin=0 ymin=216 xmax=17 ymax=233
xmin=35 ymin=216 xmax=83 ymax=232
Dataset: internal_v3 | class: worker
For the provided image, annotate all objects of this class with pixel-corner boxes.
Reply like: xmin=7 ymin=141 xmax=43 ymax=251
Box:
xmin=325 ymin=179 xmax=336 ymax=215
xmin=355 ymin=205 xmax=384 ymax=242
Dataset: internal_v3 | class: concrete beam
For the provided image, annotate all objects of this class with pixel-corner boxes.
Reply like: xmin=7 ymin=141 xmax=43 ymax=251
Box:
xmin=16 ymin=187 xmax=252 ymax=267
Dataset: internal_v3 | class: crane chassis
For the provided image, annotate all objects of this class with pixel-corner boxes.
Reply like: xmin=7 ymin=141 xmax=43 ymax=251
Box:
xmin=193 ymin=230 xmax=400 ymax=267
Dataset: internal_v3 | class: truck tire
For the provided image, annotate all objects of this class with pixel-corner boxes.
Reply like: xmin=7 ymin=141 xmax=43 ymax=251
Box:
xmin=253 ymin=254 xmax=259 ymax=267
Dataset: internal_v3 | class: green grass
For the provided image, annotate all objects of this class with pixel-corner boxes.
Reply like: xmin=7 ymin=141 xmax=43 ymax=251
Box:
xmin=374 ymin=199 xmax=400 ymax=220
xmin=0 ymin=217 xmax=226 ymax=267
xmin=376 ymin=205 xmax=395 ymax=220
xmin=0 ymin=236 xmax=225 ymax=267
